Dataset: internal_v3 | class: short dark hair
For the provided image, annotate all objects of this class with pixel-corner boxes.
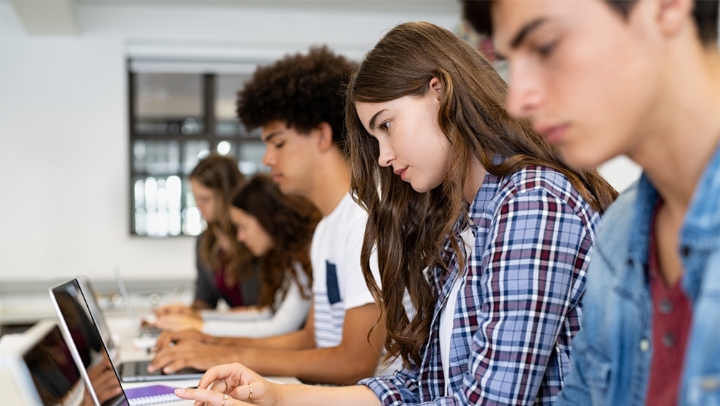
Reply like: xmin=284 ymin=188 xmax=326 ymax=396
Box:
xmin=236 ymin=46 xmax=358 ymax=147
xmin=462 ymin=0 xmax=718 ymax=46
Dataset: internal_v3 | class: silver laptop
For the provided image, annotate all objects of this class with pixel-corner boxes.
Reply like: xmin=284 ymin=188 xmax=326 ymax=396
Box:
xmin=0 ymin=320 xmax=86 ymax=406
xmin=50 ymin=278 xmax=204 ymax=384
xmin=114 ymin=269 xmax=162 ymax=338
xmin=77 ymin=276 xmax=117 ymax=353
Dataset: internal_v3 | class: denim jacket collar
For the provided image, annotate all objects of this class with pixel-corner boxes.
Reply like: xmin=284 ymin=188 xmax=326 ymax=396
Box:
xmin=626 ymin=144 xmax=720 ymax=302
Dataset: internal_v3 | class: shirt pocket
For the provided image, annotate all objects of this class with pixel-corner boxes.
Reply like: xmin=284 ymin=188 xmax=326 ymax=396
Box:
xmin=326 ymin=261 xmax=341 ymax=305
xmin=687 ymin=375 xmax=720 ymax=406
xmin=582 ymin=348 xmax=612 ymax=406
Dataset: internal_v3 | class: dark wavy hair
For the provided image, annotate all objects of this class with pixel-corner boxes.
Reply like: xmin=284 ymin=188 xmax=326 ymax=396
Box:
xmin=236 ymin=46 xmax=358 ymax=147
xmin=190 ymin=154 xmax=252 ymax=285
xmin=346 ymin=22 xmax=618 ymax=367
xmin=232 ymin=175 xmax=321 ymax=308
xmin=462 ymin=0 xmax=718 ymax=46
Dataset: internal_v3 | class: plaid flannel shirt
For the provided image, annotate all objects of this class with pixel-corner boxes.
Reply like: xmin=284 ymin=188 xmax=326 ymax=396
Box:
xmin=361 ymin=165 xmax=602 ymax=405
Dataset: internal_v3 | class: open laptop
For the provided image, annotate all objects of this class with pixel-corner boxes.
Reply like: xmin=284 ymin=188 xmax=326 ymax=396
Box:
xmin=77 ymin=276 xmax=117 ymax=354
xmin=7 ymin=320 xmax=188 ymax=406
xmin=50 ymin=278 xmax=204 ymax=384
xmin=114 ymin=269 xmax=162 ymax=339
xmin=0 ymin=320 xmax=86 ymax=405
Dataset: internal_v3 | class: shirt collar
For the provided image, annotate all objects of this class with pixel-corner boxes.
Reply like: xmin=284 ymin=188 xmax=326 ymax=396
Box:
xmin=629 ymin=144 xmax=720 ymax=260
xmin=467 ymin=155 xmax=506 ymax=234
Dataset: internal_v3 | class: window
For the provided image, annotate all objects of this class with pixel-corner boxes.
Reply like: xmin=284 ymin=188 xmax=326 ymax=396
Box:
xmin=129 ymin=65 xmax=265 ymax=237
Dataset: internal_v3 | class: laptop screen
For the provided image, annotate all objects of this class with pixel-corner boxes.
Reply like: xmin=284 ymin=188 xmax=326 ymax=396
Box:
xmin=23 ymin=325 xmax=85 ymax=406
xmin=50 ymin=279 xmax=130 ymax=406
xmin=77 ymin=276 xmax=116 ymax=353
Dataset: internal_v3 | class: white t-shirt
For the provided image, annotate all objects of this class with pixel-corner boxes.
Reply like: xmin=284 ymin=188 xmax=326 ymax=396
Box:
xmin=311 ymin=193 xmax=379 ymax=346
xmin=311 ymin=193 xmax=401 ymax=376
xmin=439 ymin=227 xmax=474 ymax=395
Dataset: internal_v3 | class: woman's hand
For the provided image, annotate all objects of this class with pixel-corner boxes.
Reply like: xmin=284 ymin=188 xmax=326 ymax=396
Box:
xmin=174 ymin=363 xmax=280 ymax=406
xmin=155 ymin=314 xmax=204 ymax=332
xmin=154 ymin=329 xmax=220 ymax=352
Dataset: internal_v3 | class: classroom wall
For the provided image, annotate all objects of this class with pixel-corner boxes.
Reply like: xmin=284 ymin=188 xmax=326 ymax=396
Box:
xmin=0 ymin=2 xmax=645 ymax=283
xmin=0 ymin=1 xmax=464 ymax=282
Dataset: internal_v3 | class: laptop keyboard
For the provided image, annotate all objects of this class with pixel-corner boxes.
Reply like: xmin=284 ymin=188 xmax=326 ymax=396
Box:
xmin=123 ymin=359 xmax=204 ymax=379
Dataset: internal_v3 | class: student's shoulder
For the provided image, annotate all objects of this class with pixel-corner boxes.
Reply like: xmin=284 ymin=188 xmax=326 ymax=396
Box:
xmin=593 ymin=182 xmax=639 ymax=244
xmin=316 ymin=194 xmax=368 ymax=244
xmin=499 ymin=165 xmax=581 ymax=206
xmin=330 ymin=193 xmax=369 ymax=225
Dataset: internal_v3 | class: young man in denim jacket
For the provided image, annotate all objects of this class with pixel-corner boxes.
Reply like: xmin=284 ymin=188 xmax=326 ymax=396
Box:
xmin=463 ymin=0 xmax=720 ymax=405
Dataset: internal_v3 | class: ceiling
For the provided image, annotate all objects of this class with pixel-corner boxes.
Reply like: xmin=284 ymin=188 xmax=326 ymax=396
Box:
xmin=10 ymin=0 xmax=461 ymax=34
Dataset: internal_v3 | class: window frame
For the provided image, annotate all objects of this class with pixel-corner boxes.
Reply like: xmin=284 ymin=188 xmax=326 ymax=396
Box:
xmin=127 ymin=61 xmax=262 ymax=237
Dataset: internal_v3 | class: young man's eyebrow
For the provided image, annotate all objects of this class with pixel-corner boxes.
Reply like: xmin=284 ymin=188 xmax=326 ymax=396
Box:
xmin=510 ymin=17 xmax=548 ymax=50
xmin=262 ymin=131 xmax=281 ymax=143
xmin=368 ymin=109 xmax=388 ymax=131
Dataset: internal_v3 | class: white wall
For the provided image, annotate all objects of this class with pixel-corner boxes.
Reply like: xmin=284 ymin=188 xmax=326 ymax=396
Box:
xmin=0 ymin=2 xmax=461 ymax=282
xmin=0 ymin=2 xmax=644 ymax=283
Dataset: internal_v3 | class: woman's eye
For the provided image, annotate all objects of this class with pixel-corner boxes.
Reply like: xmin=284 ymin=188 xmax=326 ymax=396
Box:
xmin=536 ymin=40 xmax=559 ymax=59
xmin=380 ymin=121 xmax=391 ymax=131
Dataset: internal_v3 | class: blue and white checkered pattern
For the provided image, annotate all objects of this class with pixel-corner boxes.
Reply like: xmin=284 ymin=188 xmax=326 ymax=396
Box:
xmin=361 ymin=165 xmax=602 ymax=405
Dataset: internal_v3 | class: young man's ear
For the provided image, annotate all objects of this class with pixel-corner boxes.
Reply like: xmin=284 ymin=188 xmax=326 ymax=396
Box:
xmin=654 ymin=0 xmax=694 ymax=40
xmin=315 ymin=122 xmax=335 ymax=152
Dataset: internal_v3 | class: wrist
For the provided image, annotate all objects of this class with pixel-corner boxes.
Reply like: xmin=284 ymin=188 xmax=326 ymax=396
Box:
xmin=225 ymin=336 xmax=251 ymax=347
xmin=273 ymin=382 xmax=285 ymax=406
xmin=228 ymin=346 xmax=252 ymax=366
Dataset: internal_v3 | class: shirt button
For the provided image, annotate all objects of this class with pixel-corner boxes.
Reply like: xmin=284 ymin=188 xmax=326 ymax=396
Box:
xmin=640 ymin=339 xmax=650 ymax=352
xmin=662 ymin=333 xmax=676 ymax=348
xmin=658 ymin=299 xmax=673 ymax=314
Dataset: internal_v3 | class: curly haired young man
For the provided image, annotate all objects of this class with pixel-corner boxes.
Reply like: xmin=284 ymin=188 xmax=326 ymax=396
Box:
xmin=149 ymin=46 xmax=399 ymax=385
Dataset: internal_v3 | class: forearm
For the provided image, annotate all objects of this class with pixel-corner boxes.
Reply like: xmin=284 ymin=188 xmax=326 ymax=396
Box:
xmin=203 ymin=309 xmax=306 ymax=339
xmin=276 ymin=384 xmax=380 ymax=406
xmin=236 ymin=345 xmax=380 ymax=385
xmin=218 ymin=327 xmax=315 ymax=350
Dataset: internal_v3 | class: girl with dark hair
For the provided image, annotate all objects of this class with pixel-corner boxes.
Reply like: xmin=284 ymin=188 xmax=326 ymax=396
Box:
xmin=169 ymin=174 xmax=321 ymax=337
xmin=154 ymin=153 xmax=260 ymax=329
xmin=174 ymin=21 xmax=617 ymax=406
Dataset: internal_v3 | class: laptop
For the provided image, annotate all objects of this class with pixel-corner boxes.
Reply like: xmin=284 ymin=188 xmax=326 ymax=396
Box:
xmin=50 ymin=278 xmax=204 ymax=384
xmin=77 ymin=276 xmax=117 ymax=354
xmin=0 ymin=320 xmax=86 ymax=405
xmin=114 ymin=269 xmax=162 ymax=339
xmin=4 ymin=319 xmax=190 ymax=406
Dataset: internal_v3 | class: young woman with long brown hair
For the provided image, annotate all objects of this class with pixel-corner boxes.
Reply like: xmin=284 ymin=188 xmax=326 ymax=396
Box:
xmin=173 ymin=21 xmax=618 ymax=406
xmin=154 ymin=154 xmax=260 ymax=328
xmin=158 ymin=174 xmax=321 ymax=337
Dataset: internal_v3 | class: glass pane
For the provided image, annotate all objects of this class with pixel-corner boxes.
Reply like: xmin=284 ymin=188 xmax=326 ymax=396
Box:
xmin=215 ymin=74 xmax=247 ymax=119
xmin=133 ymin=175 xmax=183 ymax=237
xmin=217 ymin=121 xmax=262 ymax=138
xmin=183 ymin=141 xmax=210 ymax=174
xmin=134 ymin=73 xmax=205 ymax=135
xmin=132 ymin=140 xmax=180 ymax=175
xmin=238 ymin=141 xmax=268 ymax=176
xmin=216 ymin=140 xmax=237 ymax=158
xmin=183 ymin=178 xmax=203 ymax=236
xmin=214 ymin=74 xmax=250 ymax=136
xmin=216 ymin=120 xmax=240 ymax=137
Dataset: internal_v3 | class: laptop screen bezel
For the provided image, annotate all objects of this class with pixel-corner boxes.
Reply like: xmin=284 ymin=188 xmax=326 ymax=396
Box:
xmin=49 ymin=278 xmax=131 ymax=406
